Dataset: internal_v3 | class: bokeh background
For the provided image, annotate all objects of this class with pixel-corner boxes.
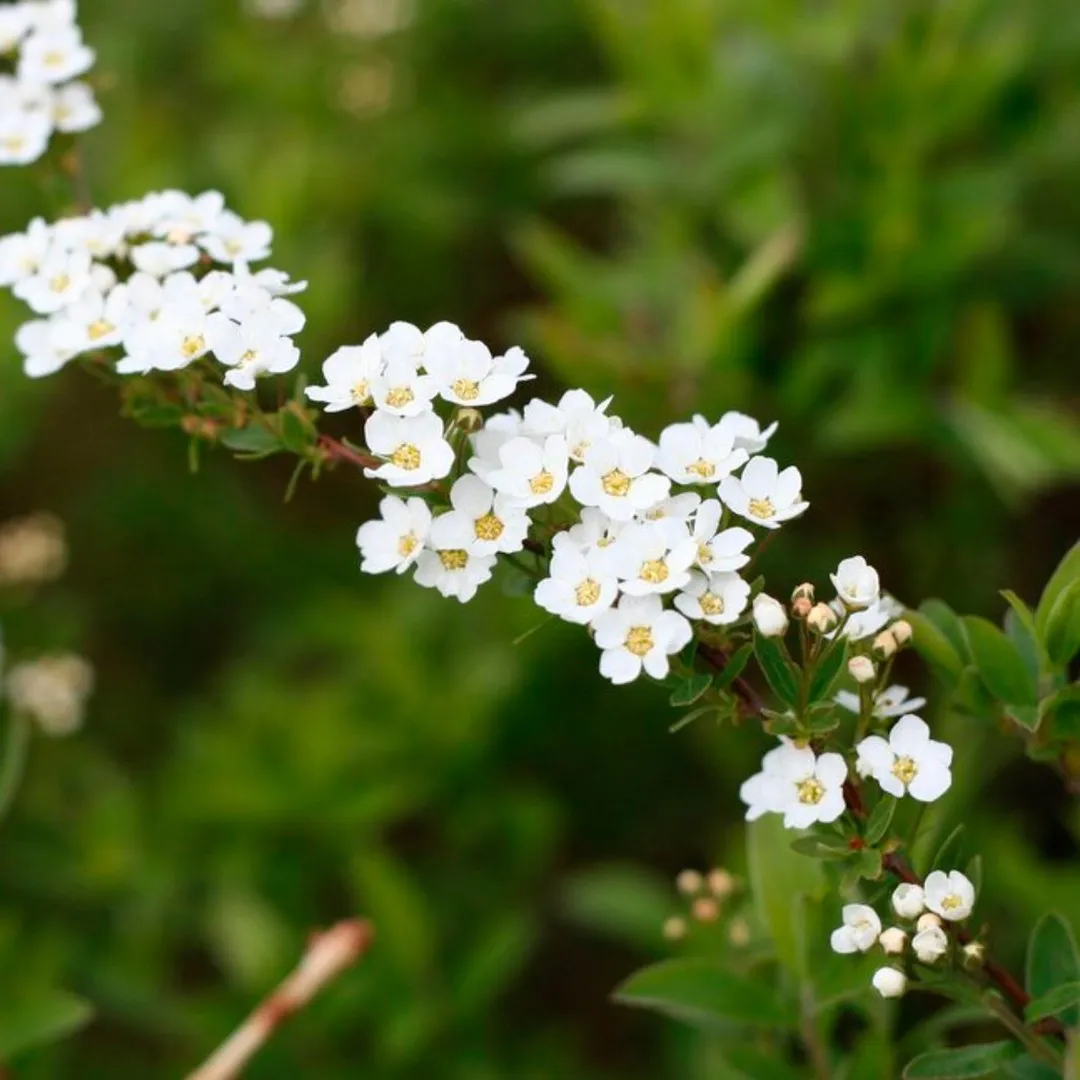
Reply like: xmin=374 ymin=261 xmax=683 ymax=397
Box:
xmin=1 ymin=0 xmax=1079 ymax=1076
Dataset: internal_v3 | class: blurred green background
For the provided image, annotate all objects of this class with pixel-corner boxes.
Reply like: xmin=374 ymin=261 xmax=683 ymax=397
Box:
xmin=1 ymin=0 xmax=1079 ymax=1076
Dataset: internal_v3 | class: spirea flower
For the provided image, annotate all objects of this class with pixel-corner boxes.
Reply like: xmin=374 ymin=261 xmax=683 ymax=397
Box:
xmin=836 ymin=684 xmax=927 ymax=719
xmin=364 ymin=411 xmax=455 ymax=487
xmin=613 ymin=522 xmax=697 ymax=597
xmin=657 ymin=415 xmax=748 ymax=485
xmin=718 ymin=456 xmax=808 ymax=529
xmin=355 ymin=496 xmax=432 ymax=575
xmin=752 ymin=593 xmax=788 ymax=637
xmin=412 ymin=512 xmax=496 ymax=603
xmin=912 ymin=924 xmax=949 ymax=964
xmin=521 ymin=389 xmax=616 ymax=464
xmin=856 ymin=715 xmax=952 ymax=803
xmin=830 ymin=904 xmax=882 ymax=954
xmin=831 ymin=556 xmax=881 ymax=610
xmin=739 ymin=741 xmax=847 ymax=829
xmin=689 ymin=500 xmax=753 ymax=573
xmin=924 ymin=870 xmax=975 ymax=922
xmin=879 ymin=928 xmax=907 ymax=955
xmin=717 ymin=411 xmax=777 ymax=455
xmin=891 ymin=883 xmax=926 ymax=919
xmin=569 ymin=430 xmax=670 ymax=522
xmin=591 ymin=593 xmax=692 ymax=685
xmin=305 ymin=337 xmax=383 ymax=411
xmin=473 ymin=434 xmax=569 ymax=509
xmin=674 ymin=571 xmax=750 ymax=625
xmin=445 ymin=474 xmax=530 ymax=557
xmin=425 ymin=338 xmax=532 ymax=407
xmin=534 ymin=545 xmax=619 ymax=626
xmin=871 ymin=967 xmax=907 ymax=999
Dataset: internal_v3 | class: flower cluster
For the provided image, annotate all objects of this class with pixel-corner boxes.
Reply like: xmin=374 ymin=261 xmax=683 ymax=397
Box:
xmin=0 ymin=0 xmax=100 ymax=166
xmin=830 ymin=872 xmax=978 ymax=999
xmin=335 ymin=326 xmax=805 ymax=681
xmin=0 ymin=190 xmax=306 ymax=388
xmin=662 ymin=866 xmax=746 ymax=945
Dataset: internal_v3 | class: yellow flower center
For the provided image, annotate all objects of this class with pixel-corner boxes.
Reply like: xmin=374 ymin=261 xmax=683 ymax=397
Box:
xmin=686 ymin=458 xmax=716 ymax=479
xmin=385 ymin=387 xmax=414 ymax=409
xmin=50 ymin=273 xmax=71 ymax=293
xmin=43 ymin=50 xmax=65 ymax=67
xmin=601 ymin=469 xmax=631 ymax=497
xmin=225 ymin=239 xmax=243 ymax=256
xmin=451 ymin=378 xmax=480 ymax=401
xmin=748 ymin=497 xmax=775 ymax=520
xmin=166 ymin=226 xmax=193 ymax=245
xmin=2 ymin=137 xmax=26 ymax=152
xmin=397 ymin=532 xmax=418 ymax=558
xmin=796 ymin=777 xmax=825 ymax=805
xmin=941 ymin=893 xmax=962 ymax=912
xmin=570 ymin=441 xmax=589 ymax=462
xmin=575 ymin=579 xmax=601 ymax=606
xmin=87 ymin=319 xmax=114 ymax=341
xmin=700 ymin=593 xmax=724 ymax=616
xmin=180 ymin=334 xmax=205 ymax=359
xmin=351 ymin=381 xmax=371 ymax=404
xmin=625 ymin=626 xmax=654 ymax=657
xmin=891 ymin=756 xmax=918 ymax=786
xmin=596 ymin=535 xmax=615 ymax=548
xmin=530 ymin=469 xmax=554 ymax=496
xmin=438 ymin=549 xmax=469 ymax=571
xmin=639 ymin=559 xmax=669 ymax=585
xmin=474 ymin=513 xmax=504 ymax=542
xmin=390 ymin=443 xmax=421 ymax=471
xmin=239 ymin=349 xmax=259 ymax=366
xmin=697 ymin=542 xmax=713 ymax=565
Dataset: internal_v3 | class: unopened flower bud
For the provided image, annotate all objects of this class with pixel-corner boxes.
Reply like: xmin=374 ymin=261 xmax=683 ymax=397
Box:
xmin=912 ymin=925 xmax=949 ymax=964
xmin=891 ymin=884 xmax=926 ymax=919
xmin=791 ymin=582 xmax=815 ymax=605
xmin=962 ymin=941 xmax=985 ymax=965
xmin=753 ymin=594 xmax=788 ymax=638
xmin=879 ymin=927 xmax=907 ymax=955
xmin=890 ymin=619 xmax=913 ymax=647
xmin=873 ymin=631 xmax=898 ymax=659
xmin=792 ymin=596 xmax=812 ymax=619
xmin=692 ymin=897 xmax=720 ymax=923
xmin=806 ymin=602 xmax=838 ymax=634
xmin=663 ymin=916 xmax=687 ymax=941
xmin=871 ymin=966 xmax=907 ymax=998
xmin=455 ymin=407 xmax=484 ymax=432
xmin=848 ymin=656 xmax=876 ymax=684
xmin=916 ymin=912 xmax=942 ymax=933
xmin=676 ymin=869 xmax=703 ymax=896
xmin=728 ymin=917 xmax=750 ymax=947
xmin=707 ymin=868 xmax=735 ymax=899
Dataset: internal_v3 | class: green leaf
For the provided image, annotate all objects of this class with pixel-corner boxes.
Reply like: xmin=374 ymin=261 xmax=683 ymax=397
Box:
xmin=747 ymin=815 xmax=825 ymax=976
xmin=220 ymin=425 xmax=282 ymax=454
xmin=279 ymin=407 xmax=314 ymax=454
xmin=1036 ymin=541 xmax=1080 ymax=640
xmin=753 ymin=635 xmax=799 ymax=706
xmin=865 ymin=796 xmax=897 ymax=846
xmin=920 ymin=600 xmax=972 ymax=663
xmin=905 ymin=610 xmax=963 ymax=682
xmin=613 ymin=959 xmax=794 ymax=1029
xmin=850 ymin=847 xmax=883 ymax=881
xmin=714 ymin=642 xmax=754 ymax=692
xmin=0 ymin=990 xmax=94 ymax=1059
xmin=930 ymin=825 xmax=966 ymax=874
xmin=903 ymin=1042 xmax=1022 ymax=1078
xmin=962 ymin=616 xmax=1037 ymax=706
xmin=560 ymin=864 xmax=673 ymax=952
xmin=808 ymin=640 xmax=848 ymax=703
xmin=1004 ymin=1054 xmax=1065 ymax=1080
xmin=1044 ymin=579 xmax=1080 ymax=668
xmin=719 ymin=1045 xmax=805 ymax=1080
xmin=1001 ymin=591 xmax=1046 ymax=671
xmin=1025 ymin=980 xmax=1080 ymax=1023
xmin=964 ymin=854 xmax=983 ymax=900
xmin=1026 ymin=913 xmax=1080 ymax=1027
xmin=790 ymin=835 xmax=851 ymax=861
xmin=669 ymin=672 xmax=713 ymax=707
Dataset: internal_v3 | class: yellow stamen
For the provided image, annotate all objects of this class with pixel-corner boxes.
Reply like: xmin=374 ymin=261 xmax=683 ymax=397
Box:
xmin=438 ymin=549 xmax=469 ymax=571
xmin=625 ymin=626 xmax=654 ymax=657
xmin=390 ymin=443 xmax=421 ymax=470
xmin=602 ymin=469 xmax=631 ymax=497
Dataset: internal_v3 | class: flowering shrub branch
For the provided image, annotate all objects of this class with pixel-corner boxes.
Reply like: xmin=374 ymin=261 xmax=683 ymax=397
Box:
xmin=3 ymin=3 xmax=1080 ymax=1076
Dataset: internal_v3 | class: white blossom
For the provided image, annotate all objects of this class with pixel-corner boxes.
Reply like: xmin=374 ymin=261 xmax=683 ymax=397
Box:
xmin=425 ymin=338 xmax=531 ymax=407
xmin=15 ymin=316 xmax=78 ymax=376
xmin=718 ymin=456 xmax=808 ymax=529
xmin=364 ymin=411 xmax=454 ymax=487
xmin=717 ymin=411 xmax=777 ymax=455
xmin=924 ymin=870 xmax=975 ymax=922
xmin=205 ymin=313 xmax=300 ymax=390
xmin=13 ymin=247 xmax=93 ymax=314
xmin=472 ymin=434 xmax=568 ymax=509
xmin=306 ymin=338 xmax=384 ymax=411
xmin=356 ymin=496 xmax=431 ymax=574
xmin=413 ymin=512 xmax=496 ymax=603
xmin=739 ymin=741 xmax=847 ymax=829
xmin=831 ymin=556 xmax=881 ymax=610
xmin=445 ymin=474 xmax=529 ymax=556
xmin=569 ymin=430 xmax=670 ymax=522
xmin=368 ymin=357 xmax=439 ymax=417
xmin=752 ymin=593 xmax=788 ymax=637
xmin=856 ymin=714 xmax=952 ymax=803
xmin=836 ymin=684 xmax=927 ymax=719
xmin=830 ymin=904 xmax=882 ymax=954
xmin=891 ymin=883 xmax=926 ymax=920
xmin=198 ymin=210 xmax=273 ymax=265
xmin=591 ymin=593 xmax=692 ymax=685
xmin=129 ymin=240 xmax=201 ymax=277
xmin=912 ymin=924 xmax=949 ymax=964
xmin=534 ymin=545 xmax=619 ymax=626
xmin=879 ymin=928 xmax=907 ymax=955
xmin=674 ymin=570 xmax=749 ymax=625
xmin=613 ymin=522 xmax=697 ymax=597
xmin=688 ymin=500 xmax=753 ymax=573
xmin=18 ymin=24 xmax=93 ymax=84
xmin=871 ymin=967 xmax=906 ymax=999
xmin=848 ymin=655 xmax=876 ymax=684
xmin=51 ymin=80 xmax=100 ymax=131
xmin=522 ymin=389 xmax=616 ymax=464
xmin=657 ymin=415 xmax=748 ymax=485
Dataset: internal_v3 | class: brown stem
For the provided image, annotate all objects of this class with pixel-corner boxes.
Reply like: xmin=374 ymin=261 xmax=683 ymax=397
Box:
xmin=697 ymin=643 xmax=767 ymax=716
xmin=316 ymin=434 xmax=380 ymax=471
xmin=186 ymin=919 xmax=374 ymax=1080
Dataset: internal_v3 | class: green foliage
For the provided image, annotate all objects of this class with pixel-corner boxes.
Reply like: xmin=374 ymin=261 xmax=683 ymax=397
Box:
xmin=903 ymin=1041 xmax=1023 ymax=1078
xmin=1026 ymin=914 xmax=1080 ymax=1028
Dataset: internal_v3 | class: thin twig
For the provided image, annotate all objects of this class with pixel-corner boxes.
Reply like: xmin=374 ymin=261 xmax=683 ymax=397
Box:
xmin=186 ymin=918 xmax=374 ymax=1080
xmin=316 ymin=434 xmax=380 ymax=471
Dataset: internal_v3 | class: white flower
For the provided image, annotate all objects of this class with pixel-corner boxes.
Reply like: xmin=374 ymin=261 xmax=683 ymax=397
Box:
xmin=15 ymin=316 xmax=77 ymax=377
xmin=848 ymin=655 xmax=876 ymax=684
xmin=718 ymin=456 xmax=808 ymax=529
xmin=522 ymin=389 xmax=616 ymax=464
xmin=379 ymin=319 xmax=463 ymax=367
xmin=891 ymin=883 xmax=926 ymax=920
xmin=356 ymin=496 xmax=431 ymax=574
xmin=363 ymin=411 xmax=454 ymax=487
xmin=152 ymin=190 xmax=226 ymax=242
xmin=117 ymin=300 xmax=210 ymax=373
xmin=12 ymin=246 xmax=92 ymax=314
xmin=569 ymin=430 xmax=670 ymax=522
xmin=367 ymin=357 xmax=439 ymax=417
xmin=740 ymin=741 xmax=847 ymax=829
xmin=446 ymin=474 xmax=530 ymax=556
xmin=832 ymin=597 xmax=899 ymax=642
xmin=557 ymin=507 xmax=625 ymax=572
xmin=924 ymin=870 xmax=975 ymax=922
xmin=717 ymin=411 xmax=777 ymax=455
xmin=472 ymin=434 xmax=568 ymax=509
xmin=0 ymin=103 xmax=51 ymax=165
xmin=129 ymin=240 xmax=200 ymax=277
xmin=591 ymin=593 xmax=692 ymax=685
xmin=413 ymin=513 xmax=496 ymax=603
xmin=879 ymin=928 xmax=907 ymax=955
xmin=0 ymin=218 xmax=52 ymax=285
xmin=6 ymin=652 xmax=93 ymax=736
xmin=856 ymin=714 xmax=952 ymax=803
xmin=912 ymin=924 xmax=949 ymax=964
xmin=830 ymin=904 xmax=882 ymax=954
xmin=205 ymin=314 xmax=300 ymax=390
xmin=534 ymin=545 xmax=619 ymax=625
xmin=657 ymin=415 xmax=749 ymax=485
xmin=198 ymin=211 xmax=273 ymax=264
xmin=218 ymin=269 xmax=305 ymax=335
xmin=674 ymin=570 xmax=750 ymax=625
xmin=51 ymin=80 xmax=100 ymax=132
xmin=689 ymin=500 xmax=753 ymax=573
xmin=613 ymin=522 xmax=697 ymax=597
xmin=836 ymin=684 xmax=927 ymax=719
xmin=0 ymin=6 xmax=33 ymax=53
xmin=871 ymin=967 xmax=907 ymax=999
xmin=831 ymin=556 xmax=881 ymax=610
xmin=752 ymin=593 xmax=788 ymax=637
xmin=18 ymin=25 xmax=94 ymax=84
xmin=52 ymin=287 xmax=128 ymax=352
xmin=425 ymin=338 xmax=531 ymax=407
xmin=917 ymin=913 xmax=942 ymax=933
